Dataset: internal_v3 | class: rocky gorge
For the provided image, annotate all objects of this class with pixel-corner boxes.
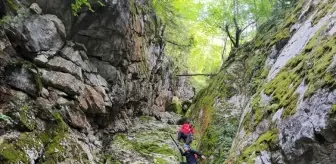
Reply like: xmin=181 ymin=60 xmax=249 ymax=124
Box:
xmin=0 ymin=0 xmax=194 ymax=163
xmin=1 ymin=0 xmax=336 ymax=164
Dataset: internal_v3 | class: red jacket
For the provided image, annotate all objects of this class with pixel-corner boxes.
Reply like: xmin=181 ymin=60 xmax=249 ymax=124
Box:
xmin=180 ymin=123 xmax=194 ymax=134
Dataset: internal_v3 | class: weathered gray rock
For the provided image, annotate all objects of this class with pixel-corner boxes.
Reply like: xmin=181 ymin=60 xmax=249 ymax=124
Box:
xmin=47 ymin=56 xmax=83 ymax=79
xmin=255 ymin=151 xmax=271 ymax=164
xmin=60 ymin=46 xmax=97 ymax=73
xmin=174 ymin=76 xmax=195 ymax=101
xmin=40 ymin=69 xmax=84 ymax=96
xmin=267 ymin=7 xmax=335 ymax=81
xmin=29 ymin=3 xmax=42 ymax=14
xmin=23 ymin=15 xmax=64 ymax=52
xmin=5 ymin=63 xmax=41 ymax=97
xmin=91 ymin=59 xmax=119 ymax=83
xmin=60 ymin=46 xmax=83 ymax=65
xmin=0 ymin=1 xmax=194 ymax=163
xmin=83 ymin=73 xmax=108 ymax=87
xmin=41 ymin=14 xmax=66 ymax=38
xmin=33 ymin=54 xmax=48 ymax=65
xmin=278 ymin=89 xmax=336 ymax=163
xmin=223 ymin=2 xmax=336 ymax=164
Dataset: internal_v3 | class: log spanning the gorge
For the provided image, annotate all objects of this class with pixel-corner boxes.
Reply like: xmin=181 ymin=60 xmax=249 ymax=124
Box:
xmin=175 ymin=73 xmax=217 ymax=77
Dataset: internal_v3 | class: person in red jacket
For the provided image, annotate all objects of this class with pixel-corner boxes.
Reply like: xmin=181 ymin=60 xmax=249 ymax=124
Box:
xmin=177 ymin=121 xmax=194 ymax=145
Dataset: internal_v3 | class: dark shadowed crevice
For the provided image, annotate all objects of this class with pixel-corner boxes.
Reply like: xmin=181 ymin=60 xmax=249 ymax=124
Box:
xmin=313 ymin=129 xmax=326 ymax=144
xmin=0 ymin=1 xmax=5 ymax=19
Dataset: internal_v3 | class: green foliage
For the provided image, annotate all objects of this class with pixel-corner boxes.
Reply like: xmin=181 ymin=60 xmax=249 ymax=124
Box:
xmin=72 ymin=0 xmax=92 ymax=16
xmin=199 ymin=117 xmax=238 ymax=163
xmin=151 ymin=0 xmax=223 ymax=88
xmin=71 ymin=0 xmax=105 ymax=16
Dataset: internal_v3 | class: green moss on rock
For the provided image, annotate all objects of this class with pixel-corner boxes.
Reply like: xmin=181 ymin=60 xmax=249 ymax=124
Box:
xmin=329 ymin=104 xmax=336 ymax=115
xmin=167 ymin=96 xmax=183 ymax=114
xmin=134 ymin=143 xmax=176 ymax=156
xmin=236 ymin=129 xmax=278 ymax=164
xmin=40 ymin=112 xmax=70 ymax=162
xmin=244 ymin=24 xmax=336 ymax=132
xmin=312 ymin=0 xmax=336 ymax=25
xmin=0 ymin=142 xmax=29 ymax=163
xmin=7 ymin=104 xmax=37 ymax=132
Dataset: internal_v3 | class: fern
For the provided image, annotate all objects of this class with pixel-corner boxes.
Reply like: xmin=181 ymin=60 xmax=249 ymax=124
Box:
xmin=71 ymin=0 xmax=105 ymax=16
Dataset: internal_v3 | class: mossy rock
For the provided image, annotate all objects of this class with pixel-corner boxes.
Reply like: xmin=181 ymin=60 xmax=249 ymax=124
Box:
xmin=7 ymin=104 xmax=37 ymax=132
xmin=1 ymin=110 xmax=89 ymax=163
xmin=109 ymin=118 xmax=180 ymax=163
xmin=243 ymin=24 xmax=336 ymax=132
xmin=167 ymin=96 xmax=183 ymax=115
xmin=0 ymin=132 xmax=44 ymax=163
xmin=311 ymin=0 xmax=336 ymax=25
xmin=0 ymin=142 xmax=30 ymax=163
xmin=235 ymin=129 xmax=278 ymax=163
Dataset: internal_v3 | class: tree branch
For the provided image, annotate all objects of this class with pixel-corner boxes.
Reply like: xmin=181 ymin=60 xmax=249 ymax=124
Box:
xmin=176 ymin=74 xmax=217 ymax=77
xmin=241 ymin=21 xmax=256 ymax=32
xmin=164 ymin=38 xmax=191 ymax=47
xmin=225 ymin=24 xmax=236 ymax=46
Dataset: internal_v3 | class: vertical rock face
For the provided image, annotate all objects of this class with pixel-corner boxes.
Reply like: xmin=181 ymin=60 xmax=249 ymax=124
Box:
xmin=190 ymin=0 xmax=336 ymax=164
xmin=0 ymin=0 xmax=193 ymax=163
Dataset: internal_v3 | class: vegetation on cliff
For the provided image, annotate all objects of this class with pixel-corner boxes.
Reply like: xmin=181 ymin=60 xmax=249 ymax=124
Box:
xmin=1 ymin=0 xmax=336 ymax=163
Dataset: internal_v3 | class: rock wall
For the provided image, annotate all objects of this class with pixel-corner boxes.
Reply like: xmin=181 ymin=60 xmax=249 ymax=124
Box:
xmin=0 ymin=0 xmax=193 ymax=163
xmin=190 ymin=0 xmax=336 ymax=163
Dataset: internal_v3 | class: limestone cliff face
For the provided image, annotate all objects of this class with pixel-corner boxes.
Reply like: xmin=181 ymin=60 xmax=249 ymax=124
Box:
xmin=0 ymin=0 xmax=193 ymax=163
xmin=190 ymin=0 xmax=336 ymax=163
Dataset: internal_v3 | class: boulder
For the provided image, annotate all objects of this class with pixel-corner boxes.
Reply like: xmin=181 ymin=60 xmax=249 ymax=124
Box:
xmin=78 ymin=85 xmax=106 ymax=114
xmin=41 ymin=14 xmax=66 ymax=38
xmin=33 ymin=54 xmax=48 ymax=65
xmin=29 ymin=3 xmax=42 ymax=14
xmin=40 ymin=69 xmax=84 ymax=96
xmin=63 ymin=105 xmax=91 ymax=130
xmin=23 ymin=15 xmax=64 ymax=52
xmin=5 ymin=62 xmax=41 ymax=97
xmin=46 ymin=56 xmax=83 ymax=79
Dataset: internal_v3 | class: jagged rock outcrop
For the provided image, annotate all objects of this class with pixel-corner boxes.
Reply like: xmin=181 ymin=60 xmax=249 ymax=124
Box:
xmin=190 ymin=0 xmax=336 ymax=164
xmin=0 ymin=0 xmax=194 ymax=163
